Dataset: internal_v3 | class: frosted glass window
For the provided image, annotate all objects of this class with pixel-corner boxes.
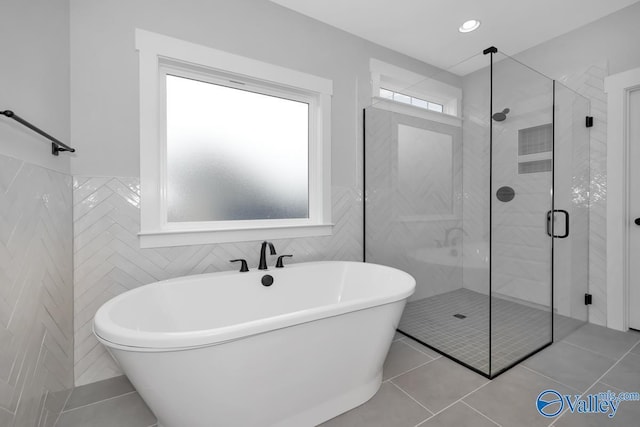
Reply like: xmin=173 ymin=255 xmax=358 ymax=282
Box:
xmin=165 ymin=75 xmax=309 ymax=222
xmin=380 ymin=87 xmax=445 ymax=114
xmin=428 ymin=102 xmax=444 ymax=113
xmin=411 ymin=98 xmax=429 ymax=109
xmin=380 ymin=88 xmax=394 ymax=99
xmin=393 ymin=92 xmax=412 ymax=104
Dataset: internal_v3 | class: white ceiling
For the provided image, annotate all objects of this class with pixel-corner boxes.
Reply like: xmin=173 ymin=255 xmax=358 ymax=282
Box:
xmin=271 ymin=0 xmax=639 ymax=75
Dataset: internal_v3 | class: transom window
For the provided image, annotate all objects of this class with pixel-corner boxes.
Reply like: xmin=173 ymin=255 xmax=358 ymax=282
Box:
xmin=370 ymin=59 xmax=462 ymax=125
xmin=379 ymin=88 xmax=444 ymax=113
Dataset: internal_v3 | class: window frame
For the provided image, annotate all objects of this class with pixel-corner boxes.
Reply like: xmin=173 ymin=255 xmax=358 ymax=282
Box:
xmin=136 ymin=29 xmax=333 ymax=248
xmin=379 ymin=87 xmax=445 ymax=113
xmin=370 ymin=59 xmax=462 ymax=128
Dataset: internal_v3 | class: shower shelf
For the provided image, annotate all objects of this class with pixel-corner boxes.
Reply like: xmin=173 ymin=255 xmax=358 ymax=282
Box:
xmin=1 ymin=109 xmax=76 ymax=156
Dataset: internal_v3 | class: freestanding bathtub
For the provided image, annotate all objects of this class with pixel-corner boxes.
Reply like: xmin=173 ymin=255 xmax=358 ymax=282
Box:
xmin=93 ymin=261 xmax=415 ymax=427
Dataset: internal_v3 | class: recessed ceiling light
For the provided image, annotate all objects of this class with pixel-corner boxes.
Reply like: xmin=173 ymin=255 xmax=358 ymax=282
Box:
xmin=459 ymin=19 xmax=481 ymax=33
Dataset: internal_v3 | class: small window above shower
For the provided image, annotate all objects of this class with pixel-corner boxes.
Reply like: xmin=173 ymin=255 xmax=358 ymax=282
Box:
xmin=370 ymin=59 xmax=462 ymax=127
xmin=379 ymin=88 xmax=444 ymax=113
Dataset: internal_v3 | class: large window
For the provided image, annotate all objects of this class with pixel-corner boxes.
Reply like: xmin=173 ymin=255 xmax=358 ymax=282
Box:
xmin=136 ymin=30 xmax=333 ymax=247
xmin=165 ymin=73 xmax=310 ymax=222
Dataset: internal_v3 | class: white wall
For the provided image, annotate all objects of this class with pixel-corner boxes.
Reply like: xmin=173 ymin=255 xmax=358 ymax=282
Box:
xmin=69 ymin=0 xmax=460 ymax=184
xmin=0 ymin=1 xmax=74 ymax=425
xmin=513 ymin=1 xmax=640 ymax=327
xmin=0 ymin=0 xmax=71 ymax=173
xmin=514 ymin=1 xmax=640 ymax=81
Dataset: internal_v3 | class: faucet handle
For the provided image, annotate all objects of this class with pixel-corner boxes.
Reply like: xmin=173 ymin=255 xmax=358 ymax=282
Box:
xmin=230 ymin=259 xmax=249 ymax=272
xmin=275 ymin=255 xmax=293 ymax=268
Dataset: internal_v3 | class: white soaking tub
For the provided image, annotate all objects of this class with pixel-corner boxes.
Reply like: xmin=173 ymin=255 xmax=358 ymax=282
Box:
xmin=93 ymin=261 xmax=415 ymax=427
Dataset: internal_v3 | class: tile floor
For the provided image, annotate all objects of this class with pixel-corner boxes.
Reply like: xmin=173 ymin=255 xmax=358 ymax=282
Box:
xmin=55 ymin=324 xmax=640 ymax=427
xmin=399 ymin=289 xmax=585 ymax=374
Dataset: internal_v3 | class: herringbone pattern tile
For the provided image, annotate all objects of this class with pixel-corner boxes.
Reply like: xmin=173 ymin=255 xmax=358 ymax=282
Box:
xmin=73 ymin=177 xmax=362 ymax=386
xmin=364 ymin=107 xmax=464 ymax=298
xmin=0 ymin=154 xmax=74 ymax=427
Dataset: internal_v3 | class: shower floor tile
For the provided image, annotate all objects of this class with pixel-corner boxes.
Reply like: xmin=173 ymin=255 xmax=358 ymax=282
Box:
xmin=398 ymin=288 xmax=585 ymax=376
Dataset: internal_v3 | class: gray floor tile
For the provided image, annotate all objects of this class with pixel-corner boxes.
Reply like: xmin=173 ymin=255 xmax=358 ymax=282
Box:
xmin=56 ymin=392 xmax=156 ymax=427
xmin=0 ymin=408 xmax=12 ymax=427
xmin=523 ymin=341 xmax=614 ymax=392
xmin=553 ymin=382 xmax=640 ymax=427
xmin=554 ymin=314 xmax=587 ymax=341
xmin=601 ymin=352 xmax=640 ymax=391
xmin=65 ymin=376 xmax=135 ymax=410
xmin=562 ymin=323 xmax=640 ymax=360
xmin=392 ymin=357 xmax=488 ymax=413
xmin=631 ymin=342 xmax=640 ymax=355
xmin=320 ymin=382 xmax=431 ymax=427
xmin=400 ymin=337 xmax=441 ymax=359
xmin=417 ymin=402 xmax=499 ymax=427
xmin=383 ymin=340 xmax=434 ymax=380
xmin=463 ymin=365 xmax=575 ymax=427
xmin=45 ymin=389 xmax=73 ymax=416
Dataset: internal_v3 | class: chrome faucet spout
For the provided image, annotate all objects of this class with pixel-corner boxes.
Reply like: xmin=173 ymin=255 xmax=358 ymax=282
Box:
xmin=258 ymin=241 xmax=276 ymax=270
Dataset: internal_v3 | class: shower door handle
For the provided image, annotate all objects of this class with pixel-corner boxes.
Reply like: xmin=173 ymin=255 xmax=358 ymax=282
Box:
xmin=546 ymin=210 xmax=569 ymax=238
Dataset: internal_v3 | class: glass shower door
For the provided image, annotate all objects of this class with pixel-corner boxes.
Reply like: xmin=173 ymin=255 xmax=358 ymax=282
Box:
xmin=364 ymin=53 xmax=492 ymax=377
xmin=363 ymin=48 xmax=590 ymax=379
xmin=553 ymin=82 xmax=591 ymax=336
xmin=489 ymin=53 xmax=554 ymax=376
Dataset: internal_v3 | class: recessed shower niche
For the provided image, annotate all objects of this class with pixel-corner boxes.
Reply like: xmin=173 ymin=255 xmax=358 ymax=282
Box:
xmin=364 ymin=48 xmax=591 ymax=378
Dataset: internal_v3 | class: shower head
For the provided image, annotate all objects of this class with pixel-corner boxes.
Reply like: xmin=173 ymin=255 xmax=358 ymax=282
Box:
xmin=492 ymin=108 xmax=510 ymax=122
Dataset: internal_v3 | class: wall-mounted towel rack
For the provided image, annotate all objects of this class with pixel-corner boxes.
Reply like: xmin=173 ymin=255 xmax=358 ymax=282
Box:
xmin=1 ymin=110 xmax=76 ymax=156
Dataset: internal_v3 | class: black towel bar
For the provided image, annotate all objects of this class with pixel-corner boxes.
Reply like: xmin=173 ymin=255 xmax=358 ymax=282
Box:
xmin=1 ymin=110 xmax=76 ymax=156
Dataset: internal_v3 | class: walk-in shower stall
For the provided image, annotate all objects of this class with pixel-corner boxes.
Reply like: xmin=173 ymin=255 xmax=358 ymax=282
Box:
xmin=364 ymin=48 xmax=591 ymax=378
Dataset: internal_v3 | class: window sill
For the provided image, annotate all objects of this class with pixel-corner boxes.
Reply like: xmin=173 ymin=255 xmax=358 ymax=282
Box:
xmin=138 ymin=223 xmax=334 ymax=248
xmin=371 ymin=97 xmax=462 ymax=127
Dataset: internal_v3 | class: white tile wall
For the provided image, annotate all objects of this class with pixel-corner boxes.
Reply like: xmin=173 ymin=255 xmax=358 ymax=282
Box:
xmin=73 ymin=177 xmax=362 ymax=386
xmin=0 ymin=154 xmax=74 ymax=427
xmin=364 ymin=107 xmax=465 ymax=301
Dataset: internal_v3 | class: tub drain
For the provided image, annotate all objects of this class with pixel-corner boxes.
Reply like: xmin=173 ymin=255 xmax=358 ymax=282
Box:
xmin=453 ymin=314 xmax=467 ymax=319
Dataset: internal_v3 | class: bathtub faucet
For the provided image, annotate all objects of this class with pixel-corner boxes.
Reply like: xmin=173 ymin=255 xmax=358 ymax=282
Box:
xmin=436 ymin=227 xmax=468 ymax=247
xmin=258 ymin=241 xmax=277 ymax=270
